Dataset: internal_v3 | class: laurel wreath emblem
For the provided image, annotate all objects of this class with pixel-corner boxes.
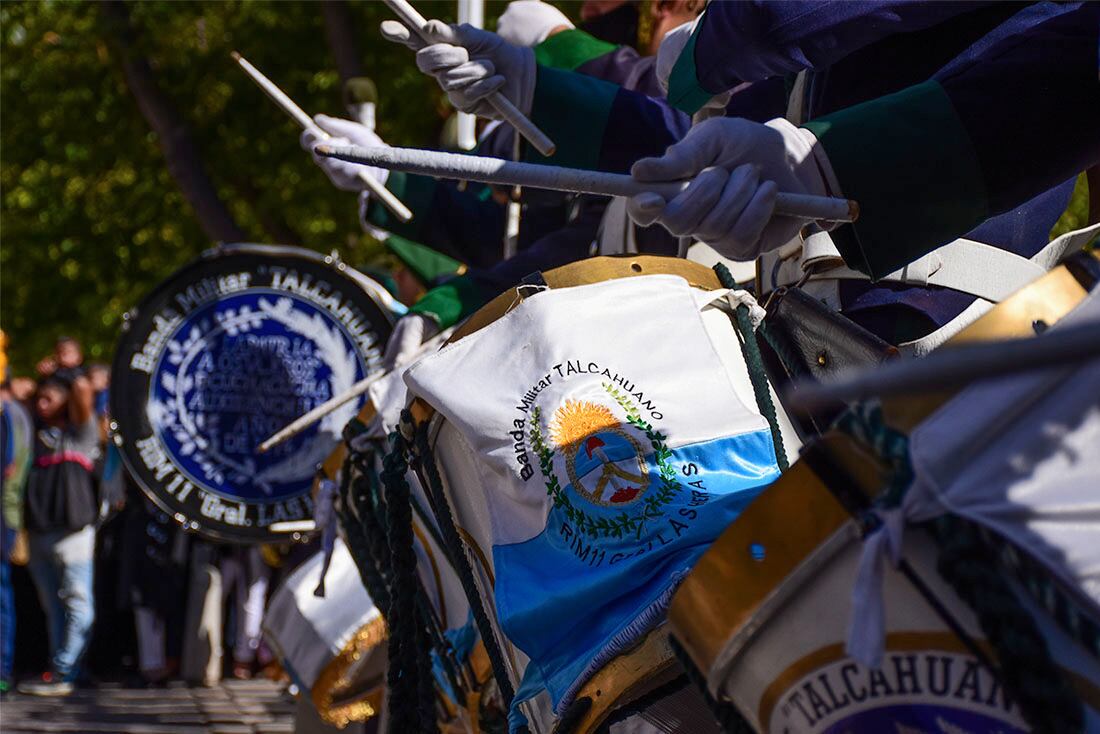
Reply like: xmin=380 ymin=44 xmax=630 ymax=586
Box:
xmin=150 ymin=296 xmax=360 ymax=495
xmin=529 ymin=383 xmax=680 ymax=540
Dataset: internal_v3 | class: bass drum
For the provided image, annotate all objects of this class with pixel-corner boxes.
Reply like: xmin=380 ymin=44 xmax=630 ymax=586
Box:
xmin=111 ymin=244 xmax=393 ymax=543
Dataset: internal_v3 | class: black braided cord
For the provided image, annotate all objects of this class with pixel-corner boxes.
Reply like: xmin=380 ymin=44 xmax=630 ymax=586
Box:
xmin=416 ymin=616 xmax=440 ymax=734
xmin=336 ymin=455 xmax=392 ymax=614
xmin=360 ymin=437 xmax=468 ymax=730
xmin=347 ymin=457 xmax=394 ymax=613
xmin=712 ymin=263 xmax=789 ymax=471
xmin=380 ymin=430 xmax=423 ymax=732
xmin=931 ymin=515 xmax=1084 ymax=734
xmin=669 ymin=636 xmax=756 ymax=734
xmin=409 ymin=414 xmax=524 ymax=727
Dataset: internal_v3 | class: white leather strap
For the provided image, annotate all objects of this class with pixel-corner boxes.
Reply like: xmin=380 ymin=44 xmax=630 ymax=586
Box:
xmin=596 ymin=196 xmax=638 ymax=256
xmin=761 ymin=222 xmax=1099 ymax=303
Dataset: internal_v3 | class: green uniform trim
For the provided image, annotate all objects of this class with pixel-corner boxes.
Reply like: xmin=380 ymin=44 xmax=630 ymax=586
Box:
xmin=385 ymin=234 xmax=464 ymax=287
xmin=409 ymin=274 xmax=487 ymax=330
xmin=365 ymin=171 xmax=440 ymax=239
xmin=803 ymin=80 xmax=989 ymax=279
xmin=534 ymin=29 xmax=616 ymax=71
xmin=665 ymin=23 xmax=713 ymax=115
xmin=527 ymin=65 xmax=618 ymax=168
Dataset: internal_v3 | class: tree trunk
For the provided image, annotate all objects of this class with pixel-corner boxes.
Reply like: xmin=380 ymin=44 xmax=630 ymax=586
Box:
xmin=231 ymin=178 xmax=303 ymax=246
xmin=99 ymin=0 xmax=246 ymax=244
xmin=320 ymin=0 xmax=363 ymax=84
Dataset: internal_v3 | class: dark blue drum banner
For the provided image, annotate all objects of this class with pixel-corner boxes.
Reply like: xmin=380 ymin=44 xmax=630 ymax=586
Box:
xmin=112 ymin=244 xmax=393 ymax=542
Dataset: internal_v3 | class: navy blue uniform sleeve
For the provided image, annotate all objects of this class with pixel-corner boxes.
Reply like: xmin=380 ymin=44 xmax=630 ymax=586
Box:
xmin=805 ymin=3 xmax=1100 ymax=277
xmin=669 ymin=0 xmax=989 ymax=113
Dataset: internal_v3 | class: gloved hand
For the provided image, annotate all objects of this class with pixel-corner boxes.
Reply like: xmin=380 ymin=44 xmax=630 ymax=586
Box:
xmin=497 ymin=0 xmax=574 ymax=48
xmin=381 ymin=313 xmax=441 ymax=372
xmin=381 ymin=19 xmax=536 ymax=119
xmin=299 ymin=115 xmax=389 ymax=193
xmin=627 ymin=117 xmax=841 ymax=260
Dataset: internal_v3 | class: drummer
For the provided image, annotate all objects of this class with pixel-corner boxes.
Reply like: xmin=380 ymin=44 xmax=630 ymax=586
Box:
xmin=407 ymin=1 xmax=1098 ymax=347
xmin=307 ymin=1 xmax=718 ymax=365
xmin=384 ymin=234 xmax=466 ymax=308
xmin=301 ymin=0 xmax=668 ymax=270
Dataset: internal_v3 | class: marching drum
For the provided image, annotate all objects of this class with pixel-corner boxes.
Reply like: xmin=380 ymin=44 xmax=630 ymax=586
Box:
xmin=111 ymin=244 xmax=393 ymax=542
xmin=670 ymin=254 xmax=1100 ymax=733
xmin=263 ymin=537 xmax=387 ymax=728
xmin=403 ymin=256 xmax=803 ymax=732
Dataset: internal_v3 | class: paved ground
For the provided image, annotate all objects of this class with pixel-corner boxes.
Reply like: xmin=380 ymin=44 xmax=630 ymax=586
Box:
xmin=0 ymin=679 xmax=297 ymax=734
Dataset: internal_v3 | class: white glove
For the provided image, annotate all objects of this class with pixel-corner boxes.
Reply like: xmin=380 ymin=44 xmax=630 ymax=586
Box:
xmin=497 ymin=1 xmax=574 ymax=47
xmin=299 ymin=115 xmax=389 ymax=193
xmin=381 ymin=314 xmax=440 ymax=372
xmin=382 ymin=19 xmax=536 ymax=119
xmin=627 ymin=117 xmax=840 ymax=261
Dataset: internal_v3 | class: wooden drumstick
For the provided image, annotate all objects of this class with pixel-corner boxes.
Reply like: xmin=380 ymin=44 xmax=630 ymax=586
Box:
xmin=231 ymin=52 xmax=413 ymax=223
xmin=382 ymin=0 xmax=557 ymax=157
xmin=316 ymin=144 xmax=860 ymax=223
xmin=257 ymin=370 xmax=386 ymax=453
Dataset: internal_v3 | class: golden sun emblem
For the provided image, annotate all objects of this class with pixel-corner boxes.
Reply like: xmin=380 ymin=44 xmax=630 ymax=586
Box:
xmin=550 ymin=400 xmax=649 ymax=507
xmin=549 ymin=400 xmax=619 ymax=450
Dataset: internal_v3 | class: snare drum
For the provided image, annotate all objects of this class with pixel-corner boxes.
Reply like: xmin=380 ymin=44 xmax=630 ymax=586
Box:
xmin=670 ymin=255 xmax=1100 ymax=733
xmin=406 ymin=256 xmax=802 ymax=732
xmin=263 ymin=537 xmax=387 ymax=728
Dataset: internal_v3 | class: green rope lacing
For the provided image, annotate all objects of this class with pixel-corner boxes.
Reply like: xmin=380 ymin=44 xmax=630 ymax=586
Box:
xmin=838 ymin=402 xmax=1084 ymax=734
xmin=407 ymin=412 xmax=523 ymax=729
xmin=712 ymin=263 xmax=788 ymax=471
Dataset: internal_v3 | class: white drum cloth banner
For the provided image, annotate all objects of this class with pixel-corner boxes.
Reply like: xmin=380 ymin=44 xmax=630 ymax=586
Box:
xmin=263 ymin=537 xmax=379 ymax=690
xmin=848 ymin=290 xmax=1100 ymax=667
xmin=404 ymin=274 xmax=781 ymax=715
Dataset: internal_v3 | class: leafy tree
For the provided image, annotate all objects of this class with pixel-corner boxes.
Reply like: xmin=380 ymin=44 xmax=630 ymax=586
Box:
xmin=0 ymin=1 xmax=1089 ymax=374
xmin=1 ymin=1 xmax=480 ymax=372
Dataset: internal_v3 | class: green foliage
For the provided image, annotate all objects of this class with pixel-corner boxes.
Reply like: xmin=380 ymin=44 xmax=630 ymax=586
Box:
xmin=1050 ymin=174 xmax=1091 ymax=240
xmin=0 ymin=1 xmax=493 ymax=372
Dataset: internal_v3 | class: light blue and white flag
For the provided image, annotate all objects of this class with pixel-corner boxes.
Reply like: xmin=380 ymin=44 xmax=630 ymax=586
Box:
xmin=405 ymin=274 xmax=782 ymax=719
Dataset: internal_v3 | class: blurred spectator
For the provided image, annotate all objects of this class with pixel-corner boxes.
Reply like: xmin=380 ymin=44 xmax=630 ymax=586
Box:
xmin=36 ymin=336 xmax=85 ymax=384
xmin=2 ymin=376 xmax=34 ymax=696
xmin=221 ymin=545 xmax=272 ymax=679
xmin=86 ymin=364 xmax=110 ymax=430
xmin=118 ymin=479 xmax=187 ymax=686
xmin=19 ymin=371 xmax=99 ymax=696
xmin=9 ymin=377 xmax=36 ymax=405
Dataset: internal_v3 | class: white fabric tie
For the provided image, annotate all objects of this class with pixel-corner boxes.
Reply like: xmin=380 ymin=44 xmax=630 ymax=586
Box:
xmin=846 ymin=505 xmax=913 ymax=668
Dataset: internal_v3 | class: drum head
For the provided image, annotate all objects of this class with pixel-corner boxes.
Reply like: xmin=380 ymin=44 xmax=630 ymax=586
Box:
xmin=111 ymin=244 xmax=393 ymax=542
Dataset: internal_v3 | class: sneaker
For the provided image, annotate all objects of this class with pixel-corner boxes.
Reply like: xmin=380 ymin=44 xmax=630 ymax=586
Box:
xmin=17 ymin=679 xmax=74 ymax=697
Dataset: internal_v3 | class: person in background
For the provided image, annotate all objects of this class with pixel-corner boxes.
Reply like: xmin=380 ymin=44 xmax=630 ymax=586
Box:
xmin=1 ymin=332 xmax=34 ymax=696
xmin=220 ymin=545 xmax=272 ymax=680
xmin=36 ymin=336 xmax=85 ymax=383
xmin=18 ymin=371 xmax=99 ymax=696
xmin=9 ymin=377 xmax=36 ymax=406
xmin=85 ymin=363 xmax=110 ymax=437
